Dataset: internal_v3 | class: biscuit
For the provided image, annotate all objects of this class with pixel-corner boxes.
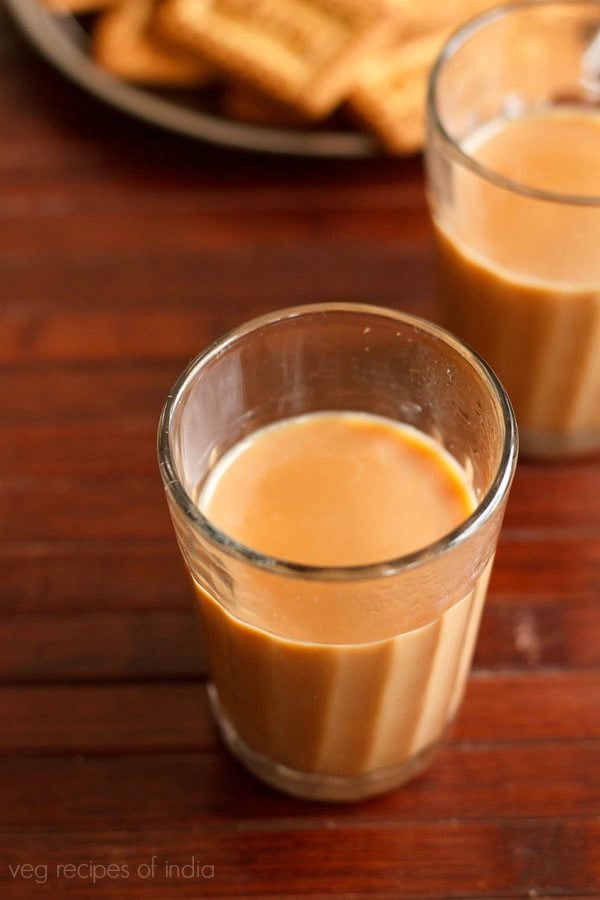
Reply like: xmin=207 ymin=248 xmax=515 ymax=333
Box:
xmin=385 ymin=0 xmax=488 ymax=42
xmin=350 ymin=29 xmax=447 ymax=154
xmin=350 ymin=0 xmax=509 ymax=153
xmin=156 ymin=0 xmax=393 ymax=119
xmin=92 ymin=0 xmax=214 ymax=86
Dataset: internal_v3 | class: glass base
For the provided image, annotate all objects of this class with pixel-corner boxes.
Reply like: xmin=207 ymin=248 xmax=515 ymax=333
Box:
xmin=519 ymin=425 xmax=599 ymax=459
xmin=208 ymin=684 xmax=441 ymax=802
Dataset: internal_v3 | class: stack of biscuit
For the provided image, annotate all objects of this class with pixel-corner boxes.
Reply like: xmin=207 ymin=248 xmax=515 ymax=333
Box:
xmin=43 ymin=0 xmax=504 ymax=153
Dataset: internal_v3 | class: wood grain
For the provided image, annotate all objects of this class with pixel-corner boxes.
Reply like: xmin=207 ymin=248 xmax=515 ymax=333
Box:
xmin=1 ymin=743 xmax=599 ymax=827
xmin=0 ymin=596 xmax=598 ymax=684
xmin=2 ymin=458 xmax=597 ymax=548
xmin=0 ymin=535 xmax=597 ymax=614
xmin=1 ymin=820 xmax=597 ymax=898
xmin=1 ymin=671 xmax=598 ymax=754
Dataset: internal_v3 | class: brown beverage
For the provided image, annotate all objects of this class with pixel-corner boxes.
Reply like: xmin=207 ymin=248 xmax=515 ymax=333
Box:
xmin=194 ymin=412 xmax=489 ymax=788
xmin=434 ymin=108 xmax=600 ymax=456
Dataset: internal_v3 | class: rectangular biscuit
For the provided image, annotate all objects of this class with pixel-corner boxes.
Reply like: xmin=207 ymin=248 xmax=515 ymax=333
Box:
xmin=157 ymin=0 xmax=393 ymax=119
xmin=92 ymin=0 xmax=214 ymax=86
xmin=351 ymin=0 xmax=512 ymax=153
xmin=350 ymin=29 xmax=447 ymax=154
xmin=385 ymin=0 xmax=495 ymax=42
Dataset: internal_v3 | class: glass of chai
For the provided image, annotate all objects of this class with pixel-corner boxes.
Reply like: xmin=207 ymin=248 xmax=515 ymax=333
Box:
xmin=158 ymin=304 xmax=517 ymax=801
xmin=426 ymin=0 xmax=600 ymax=458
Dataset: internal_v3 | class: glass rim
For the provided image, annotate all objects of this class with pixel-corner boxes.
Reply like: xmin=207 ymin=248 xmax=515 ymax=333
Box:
xmin=427 ymin=0 xmax=600 ymax=208
xmin=157 ymin=303 xmax=518 ymax=582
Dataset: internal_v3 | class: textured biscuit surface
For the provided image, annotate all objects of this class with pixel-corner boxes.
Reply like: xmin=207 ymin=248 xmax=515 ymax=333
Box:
xmin=350 ymin=29 xmax=448 ymax=153
xmin=157 ymin=0 xmax=392 ymax=118
xmin=41 ymin=0 xmax=508 ymax=154
xmin=93 ymin=0 xmax=213 ymax=86
xmin=350 ymin=0 xmax=510 ymax=153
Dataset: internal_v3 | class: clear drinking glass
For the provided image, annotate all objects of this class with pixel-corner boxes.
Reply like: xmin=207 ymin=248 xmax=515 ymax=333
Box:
xmin=158 ymin=303 xmax=517 ymax=801
xmin=426 ymin=0 xmax=600 ymax=458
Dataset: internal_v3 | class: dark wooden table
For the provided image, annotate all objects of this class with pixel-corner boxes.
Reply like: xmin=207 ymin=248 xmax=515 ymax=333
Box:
xmin=1 ymin=6 xmax=599 ymax=898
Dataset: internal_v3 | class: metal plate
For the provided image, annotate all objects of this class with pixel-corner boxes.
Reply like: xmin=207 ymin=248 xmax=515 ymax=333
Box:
xmin=6 ymin=0 xmax=380 ymax=158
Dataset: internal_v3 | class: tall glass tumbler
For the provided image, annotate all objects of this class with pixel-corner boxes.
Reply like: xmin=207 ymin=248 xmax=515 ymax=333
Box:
xmin=426 ymin=1 xmax=600 ymax=458
xmin=158 ymin=304 xmax=517 ymax=801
